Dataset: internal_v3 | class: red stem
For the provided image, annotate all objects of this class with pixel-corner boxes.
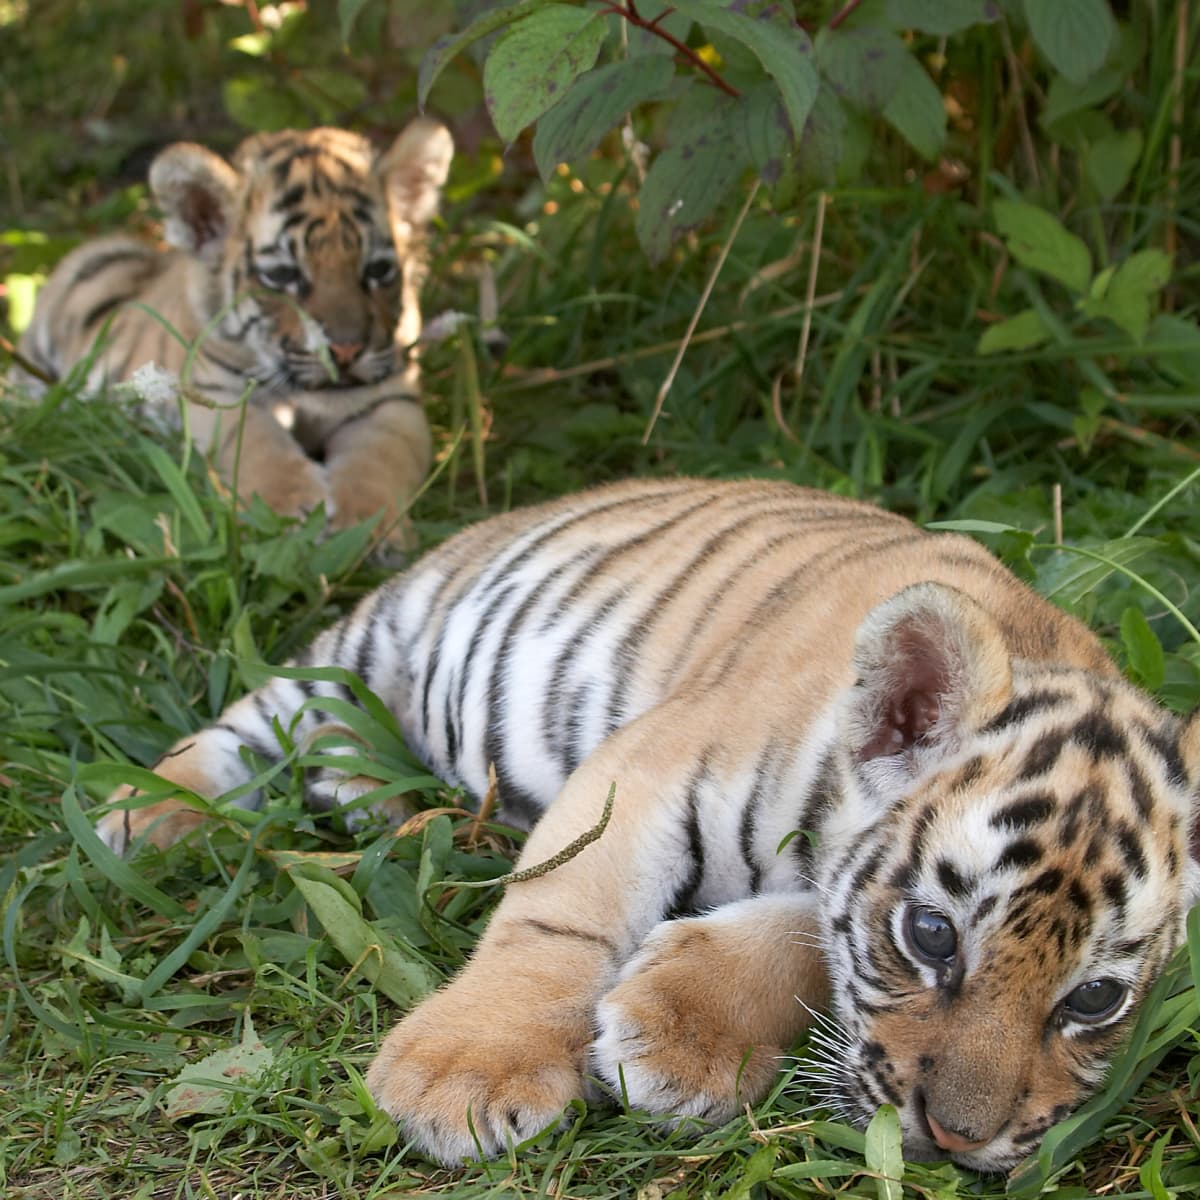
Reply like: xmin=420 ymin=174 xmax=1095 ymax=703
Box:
xmin=603 ymin=3 xmax=742 ymax=98
xmin=828 ymin=0 xmax=865 ymax=31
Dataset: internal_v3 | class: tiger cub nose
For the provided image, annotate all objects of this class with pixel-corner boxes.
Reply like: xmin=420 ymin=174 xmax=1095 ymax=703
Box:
xmin=328 ymin=341 xmax=363 ymax=367
xmin=914 ymin=1088 xmax=992 ymax=1154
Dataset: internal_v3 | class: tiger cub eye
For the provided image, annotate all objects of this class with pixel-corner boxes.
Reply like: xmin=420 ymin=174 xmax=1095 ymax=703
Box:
xmin=906 ymin=905 xmax=958 ymax=963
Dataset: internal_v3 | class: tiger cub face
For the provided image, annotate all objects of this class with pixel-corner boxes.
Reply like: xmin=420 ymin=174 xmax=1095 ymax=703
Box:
xmin=811 ymin=584 xmax=1199 ymax=1172
xmin=147 ymin=121 xmax=453 ymax=391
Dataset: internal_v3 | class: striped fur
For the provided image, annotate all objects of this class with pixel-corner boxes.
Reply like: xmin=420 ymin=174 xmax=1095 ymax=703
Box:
xmin=16 ymin=122 xmax=452 ymax=549
xmin=92 ymin=479 xmax=1200 ymax=1169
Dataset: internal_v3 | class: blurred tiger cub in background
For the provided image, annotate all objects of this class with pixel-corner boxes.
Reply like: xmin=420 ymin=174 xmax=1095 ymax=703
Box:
xmin=16 ymin=119 xmax=453 ymax=550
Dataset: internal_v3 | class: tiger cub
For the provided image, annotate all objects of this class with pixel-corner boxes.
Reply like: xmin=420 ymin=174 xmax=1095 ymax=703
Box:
xmin=16 ymin=121 xmax=453 ymax=549
xmin=94 ymin=479 xmax=1200 ymax=1171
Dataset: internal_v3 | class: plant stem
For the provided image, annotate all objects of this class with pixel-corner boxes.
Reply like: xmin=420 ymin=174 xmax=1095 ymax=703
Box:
xmin=603 ymin=4 xmax=741 ymax=98
xmin=828 ymin=0 xmax=865 ymax=31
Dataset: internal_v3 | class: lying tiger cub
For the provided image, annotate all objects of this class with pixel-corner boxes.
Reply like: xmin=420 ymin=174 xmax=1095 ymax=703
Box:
xmin=95 ymin=478 xmax=1200 ymax=1171
xmin=18 ymin=121 xmax=452 ymax=549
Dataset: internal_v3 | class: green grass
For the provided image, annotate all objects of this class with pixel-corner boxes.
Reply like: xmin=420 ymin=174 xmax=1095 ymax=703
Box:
xmin=4 ymin=2 xmax=1200 ymax=1195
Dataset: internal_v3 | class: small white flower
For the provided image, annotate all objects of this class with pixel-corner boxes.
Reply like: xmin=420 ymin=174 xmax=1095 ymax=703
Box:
xmin=124 ymin=362 xmax=180 ymax=409
xmin=420 ymin=310 xmax=472 ymax=344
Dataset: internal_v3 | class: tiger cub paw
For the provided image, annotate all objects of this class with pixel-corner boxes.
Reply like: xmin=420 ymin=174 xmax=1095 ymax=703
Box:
xmin=367 ymin=983 xmax=587 ymax=1163
xmin=327 ymin=480 xmax=417 ymax=555
xmin=590 ymin=917 xmax=784 ymax=1123
xmin=250 ymin=457 xmax=332 ymax=522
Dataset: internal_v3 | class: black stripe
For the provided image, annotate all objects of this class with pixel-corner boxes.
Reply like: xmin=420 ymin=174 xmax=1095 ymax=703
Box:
xmin=792 ymin=752 xmax=839 ymax=876
xmin=1114 ymin=821 xmax=1148 ymax=877
xmin=1144 ymin=723 xmax=1187 ymax=788
xmin=1070 ymin=711 xmax=1128 ymax=758
xmin=980 ymin=690 xmax=1069 ymax=735
xmin=995 ymin=838 xmax=1042 ymax=871
xmin=991 ymin=793 xmax=1056 ymax=830
xmin=216 ymin=720 xmax=279 ymax=764
xmin=936 ymin=858 xmax=973 ymax=898
xmin=665 ymin=758 xmax=711 ymax=919
xmin=71 ymin=245 xmax=155 ymax=285
xmin=275 ymin=183 xmax=307 ymax=210
xmin=517 ymin=918 xmax=618 ymax=957
xmin=738 ymin=746 xmax=777 ymax=894
xmin=1018 ymin=729 xmax=1068 ymax=780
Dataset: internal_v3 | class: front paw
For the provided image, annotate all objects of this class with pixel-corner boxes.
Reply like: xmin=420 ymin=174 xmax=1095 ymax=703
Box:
xmin=591 ymin=919 xmax=784 ymax=1123
xmin=367 ymin=983 xmax=587 ymax=1163
xmin=248 ymin=457 xmax=332 ymax=520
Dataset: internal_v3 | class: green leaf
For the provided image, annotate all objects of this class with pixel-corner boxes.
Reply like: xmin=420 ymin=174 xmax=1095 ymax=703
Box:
xmin=739 ymin=83 xmax=791 ymax=184
xmin=887 ymin=0 xmax=999 ymax=36
xmin=671 ymin=0 xmax=818 ymax=138
xmin=482 ymin=5 xmax=607 ymax=143
xmin=634 ymin=92 xmax=747 ymax=262
xmin=1120 ymin=606 xmax=1165 ymax=691
xmin=532 ymin=56 xmax=675 ymax=181
xmin=338 ymin=0 xmax=373 ymax=42
xmin=222 ymin=76 xmax=309 ymax=132
xmin=978 ymin=308 xmax=1052 ymax=355
xmin=993 ymin=199 xmax=1092 ymax=294
xmin=1037 ymin=537 xmax=1157 ymax=606
xmin=927 ymin=518 xmax=1023 ymax=534
xmin=882 ymin=52 xmax=946 ymax=161
xmin=1084 ymin=128 xmax=1142 ymax=201
xmin=1081 ymin=249 xmax=1171 ymax=342
xmin=163 ymin=1012 xmax=275 ymax=1120
xmin=864 ymin=1104 xmax=904 ymax=1200
xmin=1024 ymin=0 xmax=1115 ymax=84
xmin=716 ymin=1142 xmax=779 ymax=1200
xmin=290 ymin=870 xmax=439 ymax=1006
xmin=815 ymin=25 xmax=909 ymax=113
xmin=418 ymin=0 xmax=561 ymax=108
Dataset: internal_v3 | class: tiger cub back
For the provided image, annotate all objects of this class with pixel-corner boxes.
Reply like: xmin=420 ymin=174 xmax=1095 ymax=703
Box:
xmin=16 ymin=121 xmax=453 ymax=550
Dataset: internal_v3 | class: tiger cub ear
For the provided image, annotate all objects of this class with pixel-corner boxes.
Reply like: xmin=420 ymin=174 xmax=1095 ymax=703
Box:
xmin=374 ymin=117 xmax=454 ymax=236
xmin=149 ymin=143 xmax=240 ymax=263
xmin=845 ymin=583 xmax=1012 ymax=774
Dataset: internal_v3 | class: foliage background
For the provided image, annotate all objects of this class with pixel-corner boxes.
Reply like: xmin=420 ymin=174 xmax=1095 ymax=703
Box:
xmin=2 ymin=1 xmax=1200 ymax=1197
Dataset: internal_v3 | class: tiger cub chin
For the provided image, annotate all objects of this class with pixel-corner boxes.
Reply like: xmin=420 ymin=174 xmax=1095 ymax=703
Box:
xmin=16 ymin=121 xmax=453 ymax=550
xmin=93 ymin=478 xmax=1200 ymax=1171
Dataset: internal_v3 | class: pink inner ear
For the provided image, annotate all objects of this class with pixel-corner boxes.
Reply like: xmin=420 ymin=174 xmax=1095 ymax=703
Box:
xmin=858 ymin=624 xmax=953 ymax=761
xmin=181 ymin=185 xmax=225 ymax=250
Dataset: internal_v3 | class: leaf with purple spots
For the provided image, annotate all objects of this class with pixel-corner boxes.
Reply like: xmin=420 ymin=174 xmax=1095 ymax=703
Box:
xmin=815 ymin=24 xmax=909 ymax=115
xmin=483 ymin=4 xmax=608 ymax=143
xmin=669 ymin=0 xmax=818 ymax=140
xmin=886 ymin=0 xmax=1000 ymax=36
xmin=532 ymin=56 xmax=675 ymax=182
xmin=634 ymin=90 xmax=748 ymax=262
xmin=417 ymin=0 xmax=562 ymax=110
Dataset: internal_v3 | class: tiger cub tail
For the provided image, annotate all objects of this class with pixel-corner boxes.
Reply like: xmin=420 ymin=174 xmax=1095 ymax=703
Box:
xmin=96 ymin=575 xmax=416 ymax=852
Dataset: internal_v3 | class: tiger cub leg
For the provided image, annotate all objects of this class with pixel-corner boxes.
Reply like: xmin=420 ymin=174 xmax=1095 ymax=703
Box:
xmin=368 ymin=719 xmax=721 ymax=1163
xmin=212 ymin=404 xmax=332 ymax=519
xmin=591 ymin=894 xmax=829 ymax=1122
xmin=323 ymin=397 xmax=432 ymax=551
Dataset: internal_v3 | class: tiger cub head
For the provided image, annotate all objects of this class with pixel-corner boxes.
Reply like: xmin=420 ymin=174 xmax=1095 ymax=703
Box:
xmin=813 ymin=583 xmax=1200 ymax=1172
xmin=147 ymin=120 xmax=453 ymax=390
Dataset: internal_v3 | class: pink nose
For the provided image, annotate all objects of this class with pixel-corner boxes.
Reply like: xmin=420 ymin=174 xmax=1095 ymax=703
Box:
xmin=925 ymin=1110 xmax=990 ymax=1154
xmin=328 ymin=341 xmax=362 ymax=367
